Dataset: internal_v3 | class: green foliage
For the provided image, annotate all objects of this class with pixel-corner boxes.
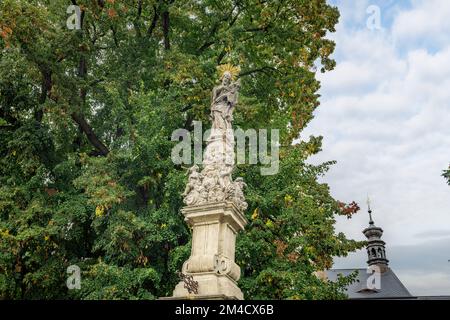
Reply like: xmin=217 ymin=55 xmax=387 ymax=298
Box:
xmin=70 ymin=261 xmax=160 ymax=300
xmin=443 ymin=166 xmax=450 ymax=185
xmin=1 ymin=0 xmax=364 ymax=299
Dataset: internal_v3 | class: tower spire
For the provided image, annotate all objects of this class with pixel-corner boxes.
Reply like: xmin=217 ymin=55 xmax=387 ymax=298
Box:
xmin=362 ymin=199 xmax=389 ymax=272
xmin=366 ymin=195 xmax=374 ymax=225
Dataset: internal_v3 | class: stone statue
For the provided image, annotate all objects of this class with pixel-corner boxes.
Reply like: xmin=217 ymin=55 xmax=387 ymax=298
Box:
xmin=233 ymin=177 xmax=248 ymax=212
xmin=182 ymin=65 xmax=247 ymax=212
xmin=219 ymin=164 xmax=233 ymax=189
xmin=183 ymin=165 xmax=202 ymax=206
xmin=167 ymin=65 xmax=248 ymax=300
xmin=210 ymin=71 xmax=241 ymax=131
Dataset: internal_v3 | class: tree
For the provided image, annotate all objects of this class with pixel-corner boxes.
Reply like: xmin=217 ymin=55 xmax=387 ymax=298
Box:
xmin=443 ymin=165 xmax=450 ymax=185
xmin=0 ymin=0 xmax=364 ymax=299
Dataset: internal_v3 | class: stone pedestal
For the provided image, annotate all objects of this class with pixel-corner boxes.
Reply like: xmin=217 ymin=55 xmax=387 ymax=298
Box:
xmin=169 ymin=202 xmax=248 ymax=300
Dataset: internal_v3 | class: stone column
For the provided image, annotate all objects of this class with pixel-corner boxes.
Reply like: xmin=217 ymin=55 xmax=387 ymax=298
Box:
xmin=171 ymin=202 xmax=247 ymax=299
xmin=161 ymin=67 xmax=248 ymax=300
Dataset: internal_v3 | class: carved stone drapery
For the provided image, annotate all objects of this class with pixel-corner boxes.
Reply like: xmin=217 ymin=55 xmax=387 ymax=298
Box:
xmin=182 ymin=71 xmax=248 ymax=212
xmin=163 ymin=67 xmax=248 ymax=300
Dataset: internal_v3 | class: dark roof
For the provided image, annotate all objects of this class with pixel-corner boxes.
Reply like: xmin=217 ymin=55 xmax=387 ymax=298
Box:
xmin=415 ymin=296 xmax=450 ymax=300
xmin=326 ymin=268 xmax=412 ymax=299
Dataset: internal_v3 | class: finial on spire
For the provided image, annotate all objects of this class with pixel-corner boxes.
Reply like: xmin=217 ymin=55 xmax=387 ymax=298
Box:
xmin=366 ymin=195 xmax=374 ymax=225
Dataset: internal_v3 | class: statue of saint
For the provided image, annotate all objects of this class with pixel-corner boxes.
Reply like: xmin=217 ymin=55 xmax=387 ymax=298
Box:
xmin=210 ymin=71 xmax=241 ymax=131
xmin=183 ymin=65 xmax=247 ymax=212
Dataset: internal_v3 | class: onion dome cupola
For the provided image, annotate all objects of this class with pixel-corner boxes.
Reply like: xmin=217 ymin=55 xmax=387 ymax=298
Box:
xmin=362 ymin=198 xmax=389 ymax=272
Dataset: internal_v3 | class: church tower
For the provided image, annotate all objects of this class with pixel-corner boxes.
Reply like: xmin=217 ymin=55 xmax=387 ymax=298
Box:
xmin=362 ymin=199 xmax=389 ymax=273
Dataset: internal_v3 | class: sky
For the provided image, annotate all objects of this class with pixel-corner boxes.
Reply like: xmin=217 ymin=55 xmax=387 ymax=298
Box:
xmin=302 ymin=0 xmax=450 ymax=296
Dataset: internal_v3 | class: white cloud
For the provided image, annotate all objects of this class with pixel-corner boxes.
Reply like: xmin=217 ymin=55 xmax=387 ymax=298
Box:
xmin=329 ymin=0 xmax=370 ymax=30
xmin=303 ymin=1 xmax=450 ymax=246
xmin=400 ymin=271 xmax=450 ymax=296
xmin=392 ymin=0 xmax=450 ymax=49
xmin=301 ymin=0 xmax=450 ymax=296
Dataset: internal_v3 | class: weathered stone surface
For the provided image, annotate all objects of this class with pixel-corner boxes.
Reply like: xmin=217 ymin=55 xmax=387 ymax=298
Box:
xmin=164 ymin=68 xmax=248 ymax=300
xmin=182 ymin=71 xmax=248 ymax=212
xmin=170 ymin=202 xmax=247 ymax=300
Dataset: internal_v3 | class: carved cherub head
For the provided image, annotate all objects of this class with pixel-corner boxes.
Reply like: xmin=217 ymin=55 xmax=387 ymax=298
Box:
xmin=235 ymin=177 xmax=246 ymax=188
xmin=188 ymin=165 xmax=200 ymax=178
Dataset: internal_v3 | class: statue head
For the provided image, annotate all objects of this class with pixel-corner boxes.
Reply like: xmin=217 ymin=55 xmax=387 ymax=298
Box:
xmin=188 ymin=165 xmax=199 ymax=175
xmin=221 ymin=71 xmax=232 ymax=86
xmin=217 ymin=64 xmax=240 ymax=82
xmin=235 ymin=177 xmax=246 ymax=187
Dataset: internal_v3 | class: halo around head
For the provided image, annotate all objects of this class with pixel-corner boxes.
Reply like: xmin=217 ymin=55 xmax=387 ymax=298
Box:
xmin=217 ymin=63 xmax=241 ymax=81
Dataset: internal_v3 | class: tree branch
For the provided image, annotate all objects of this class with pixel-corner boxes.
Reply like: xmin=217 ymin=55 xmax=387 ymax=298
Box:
xmin=35 ymin=66 xmax=52 ymax=122
xmin=198 ymin=40 xmax=215 ymax=53
xmin=147 ymin=4 xmax=160 ymax=36
xmin=162 ymin=9 xmax=170 ymax=50
xmin=134 ymin=0 xmax=143 ymax=37
xmin=110 ymin=26 xmax=119 ymax=47
xmin=70 ymin=0 xmax=109 ymax=157
xmin=71 ymin=112 xmax=109 ymax=156
xmin=243 ymin=25 xmax=270 ymax=32
xmin=217 ymin=49 xmax=226 ymax=65
xmin=239 ymin=66 xmax=281 ymax=77
xmin=197 ymin=4 xmax=240 ymax=54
